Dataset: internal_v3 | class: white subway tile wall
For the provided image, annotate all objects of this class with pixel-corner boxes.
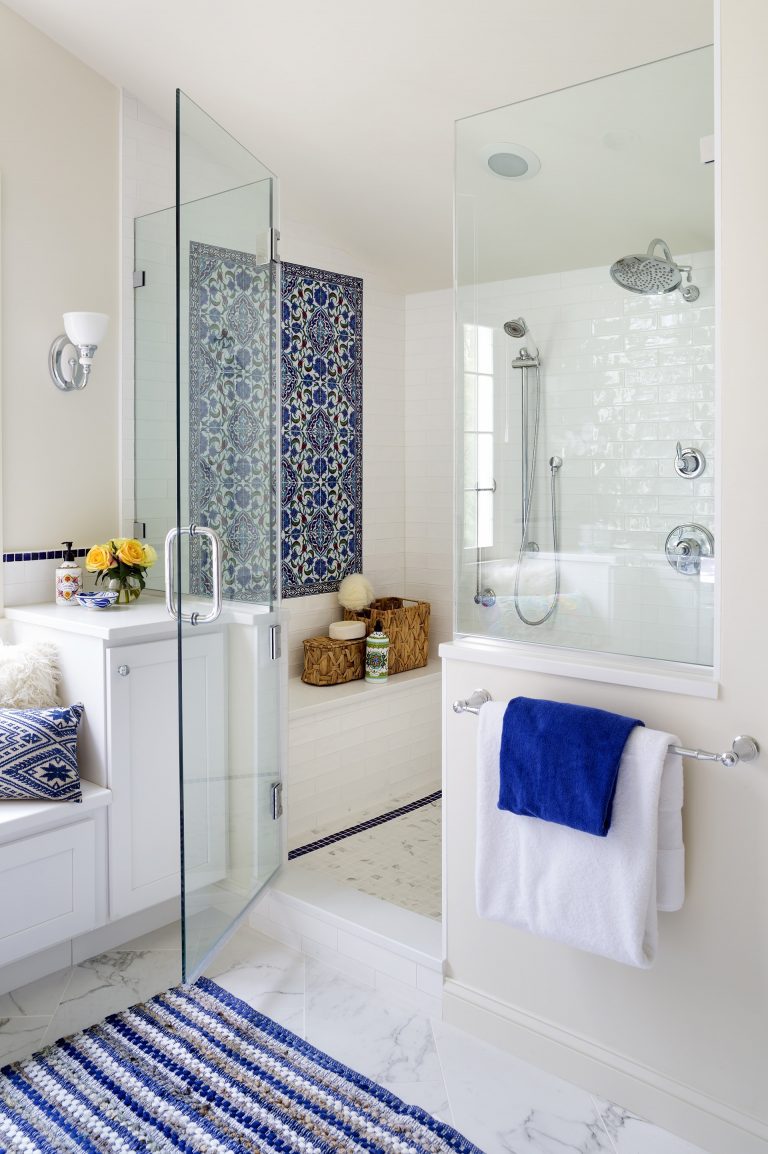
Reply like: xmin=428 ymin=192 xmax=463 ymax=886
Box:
xmin=404 ymin=291 xmax=455 ymax=661
xmin=455 ymin=255 xmax=715 ymax=666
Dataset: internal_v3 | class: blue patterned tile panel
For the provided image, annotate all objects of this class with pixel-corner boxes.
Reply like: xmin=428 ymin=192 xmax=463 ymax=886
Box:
xmin=281 ymin=262 xmax=363 ymax=597
xmin=188 ymin=248 xmax=362 ymax=603
xmin=189 ymin=241 xmax=276 ymax=604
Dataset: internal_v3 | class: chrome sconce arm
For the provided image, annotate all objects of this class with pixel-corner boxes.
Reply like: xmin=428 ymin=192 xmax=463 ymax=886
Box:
xmin=49 ymin=311 xmax=108 ymax=392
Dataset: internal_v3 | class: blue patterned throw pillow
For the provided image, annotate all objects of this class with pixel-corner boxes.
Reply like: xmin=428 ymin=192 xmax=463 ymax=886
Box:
xmin=0 ymin=704 xmax=84 ymax=803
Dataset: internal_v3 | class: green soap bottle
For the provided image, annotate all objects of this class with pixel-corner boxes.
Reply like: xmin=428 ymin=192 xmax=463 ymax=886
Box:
xmin=365 ymin=619 xmax=389 ymax=684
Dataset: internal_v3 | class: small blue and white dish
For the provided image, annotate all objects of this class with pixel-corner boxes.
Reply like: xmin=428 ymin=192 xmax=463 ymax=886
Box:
xmin=77 ymin=590 xmax=119 ymax=610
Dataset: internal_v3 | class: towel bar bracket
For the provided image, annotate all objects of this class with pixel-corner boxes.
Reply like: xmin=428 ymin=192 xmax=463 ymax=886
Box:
xmin=452 ymin=689 xmax=760 ymax=767
xmin=452 ymin=689 xmax=493 ymax=715
xmin=669 ymin=735 xmax=759 ymax=768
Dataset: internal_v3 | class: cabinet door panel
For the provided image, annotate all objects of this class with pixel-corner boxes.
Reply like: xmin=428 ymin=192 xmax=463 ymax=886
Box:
xmin=107 ymin=633 xmax=225 ymax=919
xmin=0 ymin=821 xmax=96 ymax=964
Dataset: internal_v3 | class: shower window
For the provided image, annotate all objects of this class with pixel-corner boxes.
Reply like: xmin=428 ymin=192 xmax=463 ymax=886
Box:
xmin=464 ymin=323 xmax=495 ymax=551
xmin=455 ymin=47 xmax=715 ymax=667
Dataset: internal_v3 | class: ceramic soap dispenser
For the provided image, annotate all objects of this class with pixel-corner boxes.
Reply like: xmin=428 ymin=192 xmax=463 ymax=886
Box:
xmin=55 ymin=541 xmax=82 ymax=605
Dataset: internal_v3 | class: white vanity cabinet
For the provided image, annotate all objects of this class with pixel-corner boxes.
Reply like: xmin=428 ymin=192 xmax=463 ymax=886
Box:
xmin=2 ymin=601 xmax=226 ymax=956
xmin=106 ymin=632 xmax=226 ymax=918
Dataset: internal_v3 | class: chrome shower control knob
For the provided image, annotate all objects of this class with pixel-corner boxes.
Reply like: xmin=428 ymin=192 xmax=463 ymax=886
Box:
xmin=665 ymin=524 xmax=714 ymax=576
xmin=674 ymin=441 xmax=706 ymax=479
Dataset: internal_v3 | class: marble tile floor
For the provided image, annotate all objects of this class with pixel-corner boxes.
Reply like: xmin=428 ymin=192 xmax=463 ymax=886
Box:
xmin=295 ymin=796 xmax=442 ymax=920
xmin=0 ymin=920 xmax=708 ymax=1154
xmin=206 ymin=925 xmax=708 ymax=1154
xmin=0 ymin=921 xmax=183 ymax=1068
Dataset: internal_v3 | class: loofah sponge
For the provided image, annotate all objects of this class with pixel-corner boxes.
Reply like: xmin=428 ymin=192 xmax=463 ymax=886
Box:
xmin=337 ymin=573 xmax=374 ymax=612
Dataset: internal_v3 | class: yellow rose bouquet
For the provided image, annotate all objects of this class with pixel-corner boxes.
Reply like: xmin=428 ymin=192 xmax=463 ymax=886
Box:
xmin=85 ymin=538 xmax=157 ymax=604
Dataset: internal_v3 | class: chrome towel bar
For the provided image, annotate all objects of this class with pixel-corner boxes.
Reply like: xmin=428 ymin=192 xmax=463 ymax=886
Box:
xmin=451 ymin=690 xmax=760 ymax=768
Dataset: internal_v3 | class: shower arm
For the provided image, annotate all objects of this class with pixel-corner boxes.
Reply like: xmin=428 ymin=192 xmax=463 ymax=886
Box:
xmin=648 ymin=238 xmax=694 ymax=281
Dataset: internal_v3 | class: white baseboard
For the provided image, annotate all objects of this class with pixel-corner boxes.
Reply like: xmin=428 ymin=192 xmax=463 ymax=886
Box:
xmin=443 ymin=979 xmax=768 ymax=1154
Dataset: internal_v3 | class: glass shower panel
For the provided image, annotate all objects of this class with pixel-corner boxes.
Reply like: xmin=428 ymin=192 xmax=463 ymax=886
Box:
xmin=135 ymin=206 xmax=175 ymax=592
xmin=455 ymin=47 xmax=715 ymax=666
xmin=175 ymin=91 xmax=281 ymax=980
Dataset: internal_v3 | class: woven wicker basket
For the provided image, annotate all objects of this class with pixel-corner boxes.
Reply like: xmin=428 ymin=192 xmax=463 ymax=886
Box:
xmin=301 ymin=636 xmax=365 ymax=686
xmin=343 ymin=597 xmax=430 ymax=675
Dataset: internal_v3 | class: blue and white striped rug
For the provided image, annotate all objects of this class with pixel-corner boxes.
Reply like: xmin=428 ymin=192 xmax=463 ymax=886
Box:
xmin=0 ymin=976 xmax=482 ymax=1153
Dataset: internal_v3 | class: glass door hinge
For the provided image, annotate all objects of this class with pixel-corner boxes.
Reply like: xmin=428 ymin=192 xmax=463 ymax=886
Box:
xmin=269 ymin=624 xmax=282 ymax=661
xmin=269 ymin=228 xmax=280 ymax=264
xmin=271 ymin=781 xmax=283 ymax=820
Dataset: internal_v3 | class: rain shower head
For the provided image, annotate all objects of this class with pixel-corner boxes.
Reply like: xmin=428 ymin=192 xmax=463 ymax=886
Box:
xmin=610 ymin=237 xmax=700 ymax=301
xmin=503 ymin=318 xmax=528 ymax=339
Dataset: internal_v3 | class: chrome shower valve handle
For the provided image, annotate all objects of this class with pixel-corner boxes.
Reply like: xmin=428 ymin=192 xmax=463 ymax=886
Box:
xmin=665 ymin=523 xmax=714 ymax=576
xmin=674 ymin=441 xmax=706 ymax=479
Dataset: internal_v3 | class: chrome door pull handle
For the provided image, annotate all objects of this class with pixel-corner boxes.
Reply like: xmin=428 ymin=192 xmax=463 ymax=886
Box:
xmin=164 ymin=525 xmax=223 ymax=625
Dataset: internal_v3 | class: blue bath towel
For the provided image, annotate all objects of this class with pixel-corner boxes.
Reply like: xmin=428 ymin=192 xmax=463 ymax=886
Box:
xmin=498 ymin=697 xmax=644 ymax=837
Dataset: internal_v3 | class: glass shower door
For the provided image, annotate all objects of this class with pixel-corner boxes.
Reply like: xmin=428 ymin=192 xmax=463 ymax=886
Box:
xmin=172 ymin=90 xmax=281 ymax=980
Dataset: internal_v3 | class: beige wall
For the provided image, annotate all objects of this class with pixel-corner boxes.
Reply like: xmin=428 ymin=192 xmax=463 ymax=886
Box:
xmin=442 ymin=5 xmax=768 ymax=1153
xmin=0 ymin=3 xmax=119 ymax=553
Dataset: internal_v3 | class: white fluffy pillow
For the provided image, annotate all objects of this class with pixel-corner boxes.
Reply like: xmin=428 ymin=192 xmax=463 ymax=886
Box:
xmin=0 ymin=641 xmax=61 ymax=709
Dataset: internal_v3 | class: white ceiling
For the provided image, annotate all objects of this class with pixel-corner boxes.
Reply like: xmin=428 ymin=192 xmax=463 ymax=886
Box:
xmin=3 ymin=0 xmax=713 ymax=291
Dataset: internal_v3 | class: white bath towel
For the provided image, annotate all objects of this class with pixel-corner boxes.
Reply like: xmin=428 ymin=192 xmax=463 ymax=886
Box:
xmin=476 ymin=702 xmax=684 ymax=968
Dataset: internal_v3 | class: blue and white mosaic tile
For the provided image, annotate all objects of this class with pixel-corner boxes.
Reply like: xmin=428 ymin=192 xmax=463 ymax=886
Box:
xmin=281 ymin=262 xmax=363 ymax=598
xmin=189 ymin=241 xmax=276 ymax=604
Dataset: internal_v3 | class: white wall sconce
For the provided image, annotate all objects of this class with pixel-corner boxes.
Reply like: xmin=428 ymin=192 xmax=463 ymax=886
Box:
xmin=49 ymin=311 xmax=109 ymax=392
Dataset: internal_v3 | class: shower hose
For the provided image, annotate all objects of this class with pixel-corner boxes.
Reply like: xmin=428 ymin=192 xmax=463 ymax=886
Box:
xmin=513 ymin=361 xmax=561 ymax=626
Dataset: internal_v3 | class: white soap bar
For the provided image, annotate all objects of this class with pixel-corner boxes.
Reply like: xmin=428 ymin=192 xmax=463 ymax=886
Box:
xmin=329 ymin=620 xmax=367 ymax=640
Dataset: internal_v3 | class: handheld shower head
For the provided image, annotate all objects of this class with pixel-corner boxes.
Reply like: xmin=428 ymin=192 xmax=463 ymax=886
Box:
xmin=504 ymin=316 xmax=540 ymax=362
xmin=503 ymin=318 xmax=528 ymax=339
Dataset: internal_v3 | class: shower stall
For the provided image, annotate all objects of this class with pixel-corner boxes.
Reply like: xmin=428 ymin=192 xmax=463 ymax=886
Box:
xmin=456 ymin=47 xmax=715 ymax=667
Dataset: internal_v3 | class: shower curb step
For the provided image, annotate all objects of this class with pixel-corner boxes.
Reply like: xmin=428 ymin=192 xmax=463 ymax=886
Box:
xmin=250 ymin=864 xmax=443 ymax=1017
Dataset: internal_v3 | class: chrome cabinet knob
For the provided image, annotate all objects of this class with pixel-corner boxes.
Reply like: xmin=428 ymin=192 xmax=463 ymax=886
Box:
xmin=117 ymin=664 xmax=130 ymax=677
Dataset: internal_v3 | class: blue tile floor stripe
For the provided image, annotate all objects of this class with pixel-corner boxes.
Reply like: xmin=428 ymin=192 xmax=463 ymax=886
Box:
xmin=288 ymin=790 xmax=442 ymax=860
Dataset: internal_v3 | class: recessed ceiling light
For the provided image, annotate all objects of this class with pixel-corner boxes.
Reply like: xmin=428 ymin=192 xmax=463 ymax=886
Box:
xmin=481 ymin=142 xmax=541 ymax=181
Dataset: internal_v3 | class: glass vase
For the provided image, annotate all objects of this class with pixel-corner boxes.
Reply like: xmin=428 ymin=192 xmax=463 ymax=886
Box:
xmin=108 ymin=577 xmax=142 ymax=605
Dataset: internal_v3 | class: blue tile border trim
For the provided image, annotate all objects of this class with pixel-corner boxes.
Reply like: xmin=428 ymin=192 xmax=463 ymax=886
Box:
xmin=288 ymin=790 xmax=442 ymax=860
xmin=3 ymin=548 xmax=90 ymax=563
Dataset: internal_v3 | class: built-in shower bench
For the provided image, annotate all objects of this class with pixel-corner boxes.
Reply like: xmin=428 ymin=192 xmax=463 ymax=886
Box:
xmin=287 ymin=659 xmax=442 ymax=849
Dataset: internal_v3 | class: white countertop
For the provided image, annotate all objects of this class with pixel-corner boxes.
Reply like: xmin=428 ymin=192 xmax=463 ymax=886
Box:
xmin=4 ymin=595 xmax=271 ymax=642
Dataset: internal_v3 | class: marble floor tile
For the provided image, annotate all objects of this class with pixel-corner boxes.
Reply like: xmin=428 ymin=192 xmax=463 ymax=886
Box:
xmin=595 ymin=1100 xmax=708 ymax=1154
xmin=205 ymin=927 xmax=306 ymax=1037
xmin=0 ymin=1016 xmax=51 ymax=1067
xmin=381 ymin=1080 xmax=454 ymax=1126
xmin=433 ymin=1020 xmax=614 ymax=1154
xmin=305 ymin=958 xmax=443 ymax=1086
xmin=298 ymin=798 xmax=442 ymax=919
xmin=43 ymin=947 xmax=182 ymax=1046
xmin=0 ymin=968 xmax=73 ymax=1019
